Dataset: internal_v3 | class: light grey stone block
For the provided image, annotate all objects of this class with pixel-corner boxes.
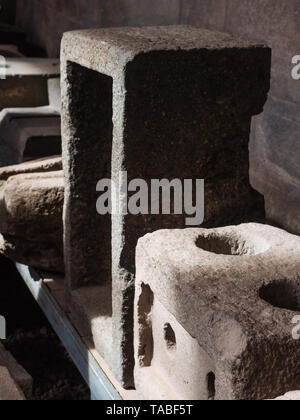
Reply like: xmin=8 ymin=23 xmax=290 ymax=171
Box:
xmin=135 ymin=224 xmax=300 ymax=400
xmin=0 ymin=158 xmax=64 ymax=273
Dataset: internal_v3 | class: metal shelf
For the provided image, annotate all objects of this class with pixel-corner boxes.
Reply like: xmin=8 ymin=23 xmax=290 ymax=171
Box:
xmin=15 ymin=263 xmax=126 ymax=401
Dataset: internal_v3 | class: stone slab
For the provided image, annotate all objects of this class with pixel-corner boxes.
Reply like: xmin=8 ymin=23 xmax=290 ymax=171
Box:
xmin=0 ymin=156 xmax=62 ymax=180
xmin=4 ymin=58 xmax=60 ymax=77
xmin=0 ymin=343 xmax=32 ymax=399
xmin=0 ymin=168 xmax=64 ymax=273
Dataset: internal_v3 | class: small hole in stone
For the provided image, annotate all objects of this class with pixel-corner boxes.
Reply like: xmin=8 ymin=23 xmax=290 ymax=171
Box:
xmin=196 ymin=235 xmax=236 ymax=255
xmin=259 ymin=280 xmax=300 ymax=312
xmin=196 ymin=233 xmax=269 ymax=256
xmin=138 ymin=284 xmax=154 ymax=367
xmin=207 ymin=372 xmax=216 ymax=400
xmin=164 ymin=323 xmax=176 ymax=351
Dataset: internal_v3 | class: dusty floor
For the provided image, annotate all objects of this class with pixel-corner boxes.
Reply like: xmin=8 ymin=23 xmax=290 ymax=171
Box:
xmin=0 ymin=255 xmax=90 ymax=400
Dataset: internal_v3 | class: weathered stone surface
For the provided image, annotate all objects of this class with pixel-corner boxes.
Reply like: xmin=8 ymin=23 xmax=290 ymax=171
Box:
xmin=61 ymin=26 xmax=270 ymax=387
xmin=0 ymin=343 xmax=32 ymax=398
xmin=0 ymin=164 xmax=64 ymax=273
xmin=0 ymin=171 xmax=63 ymax=236
xmin=0 ymin=366 xmax=25 ymax=400
xmin=0 ymin=156 xmax=62 ymax=181
xmin=68 ymin=284 xmax=113 ymax=358
xmin=0 ymin=58 xmax=60 ymax=110
xmin=135 ymin=224 xmax=300 ymax=400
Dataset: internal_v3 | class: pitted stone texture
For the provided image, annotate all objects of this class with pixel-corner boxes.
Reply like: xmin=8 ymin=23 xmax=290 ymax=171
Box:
xmin=62 ymin=25 xmax=267 ymax=69
xmin=0 ymin=171 xmax=64 ymax=236
xmin=135 ymin=223 xmax=300 ymax=400
xmin=61 ymin=25 xmax=271 ymax=388
xmin=0 ymin=156 xmax=62 ymax=181
xmin=0 ymin=161 xmax=64 ymax=273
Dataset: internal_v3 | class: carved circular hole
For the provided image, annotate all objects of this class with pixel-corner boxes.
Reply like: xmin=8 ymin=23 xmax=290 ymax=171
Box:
xmin=164 ymin=323 xmax=176 ymax=351
xmin=259 ymin=280 xmax=300 ymax=312
xmin=196 ymin=233 xmax=269 ymax=256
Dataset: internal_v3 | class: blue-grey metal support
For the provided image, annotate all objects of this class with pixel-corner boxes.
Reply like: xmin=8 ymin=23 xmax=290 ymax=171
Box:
xmin=16 ymin=263 xmax=122 ymax=401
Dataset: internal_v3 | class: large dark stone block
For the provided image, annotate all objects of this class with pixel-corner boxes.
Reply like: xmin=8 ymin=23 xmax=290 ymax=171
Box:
xmin=61 ymin=25 xmax=270 ymax=388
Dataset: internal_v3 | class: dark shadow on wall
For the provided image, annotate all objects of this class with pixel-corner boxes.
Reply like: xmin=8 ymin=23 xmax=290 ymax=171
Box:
xmin=14 ymin=0 xmax=183 ymax=57
xmin=0 ymin=0 xmax=16 ymax=24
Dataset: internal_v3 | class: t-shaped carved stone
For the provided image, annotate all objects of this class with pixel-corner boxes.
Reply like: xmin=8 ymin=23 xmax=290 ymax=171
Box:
xmin=61 ymin=26 xmax=271 ymax=387
xmin=135 ymin=224 xmax=300 ymax=400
